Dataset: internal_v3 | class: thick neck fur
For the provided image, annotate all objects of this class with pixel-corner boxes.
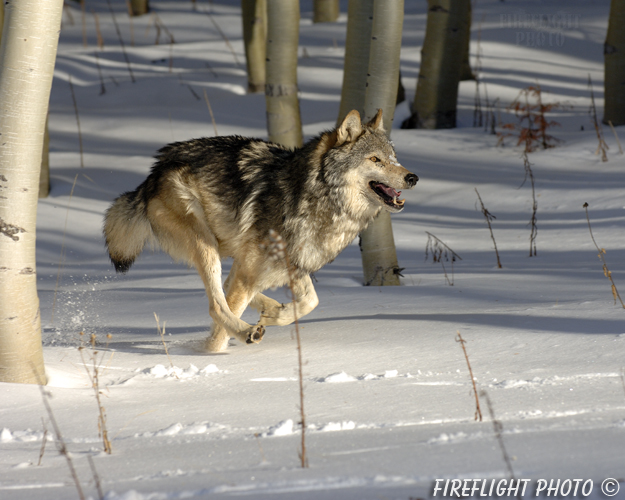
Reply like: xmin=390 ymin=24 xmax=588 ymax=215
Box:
xmin=279 ymin=132 xmax=381 ymax=274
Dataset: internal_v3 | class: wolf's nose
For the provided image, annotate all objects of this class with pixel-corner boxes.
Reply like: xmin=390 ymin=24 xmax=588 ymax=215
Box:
xmin=405 ymin=173 xmax=419 ymax=187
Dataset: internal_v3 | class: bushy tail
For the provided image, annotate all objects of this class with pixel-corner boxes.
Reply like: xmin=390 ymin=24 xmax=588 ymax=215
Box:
xmin=103 ymin=187 xmax=152 ymax=273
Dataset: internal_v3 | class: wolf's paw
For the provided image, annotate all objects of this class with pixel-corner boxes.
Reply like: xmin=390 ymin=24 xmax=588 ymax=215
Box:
xmin=205 ymin=332 xmax=229 ymax=353
xmin=245 ymin=325 xmax=265 ymax=345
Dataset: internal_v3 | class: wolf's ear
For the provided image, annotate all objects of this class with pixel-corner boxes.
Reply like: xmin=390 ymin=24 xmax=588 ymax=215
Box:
xmin=336 ymin=110 xmax=363 ymax=146
xmin=366 ymin=108 xmax=384 ymax=131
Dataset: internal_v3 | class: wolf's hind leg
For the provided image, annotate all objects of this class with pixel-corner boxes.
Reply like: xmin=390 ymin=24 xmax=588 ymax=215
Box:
xmin=148 ymin=198 xmax=260 ymax=347
xmin=249 ymin=293 xmax=282 ymax=315
xmin=257 ymin=274 xmax=319 ymax=327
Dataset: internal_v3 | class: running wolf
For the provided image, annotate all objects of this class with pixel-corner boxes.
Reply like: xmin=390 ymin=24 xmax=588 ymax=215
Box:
xmin=103 ymin=109 xmax=418 ymax=352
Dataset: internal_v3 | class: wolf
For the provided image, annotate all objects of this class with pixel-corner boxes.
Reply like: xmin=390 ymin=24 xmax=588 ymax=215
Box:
xmin=103 ymin=109 xmax=418 ymax=352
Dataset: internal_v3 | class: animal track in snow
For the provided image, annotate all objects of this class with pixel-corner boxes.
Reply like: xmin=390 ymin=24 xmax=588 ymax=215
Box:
xmin=109 ymin=364 xmax=224 ymax=385
xmin=1 ymin=428 xmax=52 ymax=443
xmin=313 ymin=370 xmax=411 ymax=383
xmin=261 ymin=419 xmax=357 ymax=438
xmin=489 ymin=372 xmax=620 ymax=390
xmin=135 ymin=422 xmax=229 ymax=438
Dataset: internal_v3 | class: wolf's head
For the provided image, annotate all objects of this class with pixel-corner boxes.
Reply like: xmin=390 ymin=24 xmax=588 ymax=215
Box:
xmin=321 ymin=109 xmax=418 ymax=215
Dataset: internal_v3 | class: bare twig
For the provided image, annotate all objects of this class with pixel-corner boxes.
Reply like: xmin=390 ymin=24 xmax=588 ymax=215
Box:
xmin=37 ymin=418 xmax=48 ymax=466
xmin=489 ymin=97 xmax=499 ymax=135
xmin=105 ymin=0 xmax=136 ymax=82
xmin=186 ymin=85 xmax=201 ymax=100
xmin=63 ymin=2 xmax=75 ymax=25
xmin=205 ymin=61 xmax=218 ymax=78
xmin=87 ymin=455 xmax=104 ymax=500
xmin=204 ymin=8 xmax=243 ymax=68
xmin=33 ymin=366 xmax=86 ymax=500
xmin=78 ymin=332 xmax=113 ymax=454
xmin=68 ymin=77 xmax=84 ymax=168
xmin=203 ymin=89 xmax=219 ymax=136
xmin=262 ymin=230 xmax=308 ymax=468
xmin=481 ymin=390 xmax=520 ymax=500
xmin=151 ymin=14 xmax=176 ymax=45
xmin=93 ymin=11 xmax=104 ymax=49
xmin=51 ymin=174 xmax=79 ymax=324
xmin=456 ymin=332 xmax=482 ymax=421
xmin=95 ymin=52 xmax=106 ymax=95
xmin=425 ymin=232 xmax=462 ymax=286
xmin=498 ymin=84 xmax=566 ymax=151
xmin=482 ymin=82 xmax=491 ymax=133
xmin=80 ymin=0 xmax=87 ymax=47
xmin=583 ymin=203 xmax=625 ymax=308
xmin=475 ymin=189 xmax=502 ymax=268
xmin=521 ymin=151 xmax=538 ymax=257
xmin=154 ymin=313 xmax=178 ymax=376
xmin=588 ymin=75 xmax=608 ymax=161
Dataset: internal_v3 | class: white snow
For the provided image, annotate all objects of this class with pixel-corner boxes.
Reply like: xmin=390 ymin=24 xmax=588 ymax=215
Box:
xmin=2 ymin=0 xmax=625 ymax=499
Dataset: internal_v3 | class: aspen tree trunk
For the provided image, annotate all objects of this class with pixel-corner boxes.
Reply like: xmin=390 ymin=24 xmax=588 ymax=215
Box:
xmin=242 ymin=0 xmax=267 ymax=93
xmin=265 ymin=0 xmax=303 ymax=148
xmin=0 ymin=0 xmax=4 ymax=46
xmin=604 ymin=0 xmax=625 ymax=126
xmin=459 ymin=0 xmax=474 ymax=81
xmin=410 ymin=0 xmax=469 ymax=129
xmin=358 ymin=0 xmax=404 ymax=286
xmin=129 ymin=0 xmax=149 ymax=16
xmin=337 ymin=0 xmax=374 ymax=126
xmin=0 ymin=0 xmax=63 ymax=384
xmin=313 ymin=0 xmax=339 ymax=24
xmin=39 ymin=115 xmax=50 ymax=199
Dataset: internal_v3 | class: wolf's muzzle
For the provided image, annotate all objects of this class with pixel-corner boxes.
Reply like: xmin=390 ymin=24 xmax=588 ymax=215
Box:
xmin=405 ymin=173 xmax=419 ymax=188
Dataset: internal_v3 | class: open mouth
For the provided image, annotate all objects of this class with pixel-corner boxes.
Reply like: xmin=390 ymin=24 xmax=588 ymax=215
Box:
xmin=369 ymin=181 xmax=405 ymax=209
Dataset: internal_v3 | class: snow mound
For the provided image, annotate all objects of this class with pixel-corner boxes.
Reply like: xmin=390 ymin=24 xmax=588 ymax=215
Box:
xmin=141 ymin=363 xmax=222 ymax=379
xmin=317 ymin=371 xmax=357 ymax=383
xmin=136 ymin=422 xmax=224 ymax=438
xmin=314 ymin=421 xmax=357 ymax=432
xmin=263 ymin=419 xmax=294 ymax=437
xmin=104 ymin=491 xmax=166 ymax=500
xmin=427 ymin=431 xmax=486 ymax=445
xmin=1 ymin=428 xmax=52 ymax=443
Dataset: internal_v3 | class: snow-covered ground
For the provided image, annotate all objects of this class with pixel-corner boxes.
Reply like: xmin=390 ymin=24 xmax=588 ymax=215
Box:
xmin=2 ymin=1 xmax=625 ymax=499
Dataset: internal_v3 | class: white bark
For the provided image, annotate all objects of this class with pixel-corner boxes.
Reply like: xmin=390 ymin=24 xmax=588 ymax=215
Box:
xmin=411 ymin=0 xmax=469 ymax=129
xmin=0 ymin=0 xmax=63 ymax=384
xmin=242 ymin=0 xmax=267 ymax=94
xmin=359 ymin=0 xmax=404 ymax=286
xmin=39 ymin=115 xmax=50 ymax=199
xmin=265 ymin=0 xmax=303 ymax=148
xmin=0 ymin=1 xmax=4 ymax=47
xmin=337 ymin=0 xmax=374 ymax=126
xmin=313 ymin=0 xmax=339 ymax=24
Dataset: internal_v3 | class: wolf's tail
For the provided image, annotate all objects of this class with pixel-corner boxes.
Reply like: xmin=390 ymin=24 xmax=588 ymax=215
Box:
xmin=103 ymin=186 xmax=153 ymax=273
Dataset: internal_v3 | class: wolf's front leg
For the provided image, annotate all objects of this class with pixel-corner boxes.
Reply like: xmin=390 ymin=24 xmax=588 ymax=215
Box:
xmin=256 ymin=274 xmax=319 ymax=327
xmin=206 ymin=264 xmax=267 ymax=352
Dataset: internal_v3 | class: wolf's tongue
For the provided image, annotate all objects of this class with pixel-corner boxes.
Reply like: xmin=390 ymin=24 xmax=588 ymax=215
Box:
xmin=377 ymin=183 xmax=401 ymax=198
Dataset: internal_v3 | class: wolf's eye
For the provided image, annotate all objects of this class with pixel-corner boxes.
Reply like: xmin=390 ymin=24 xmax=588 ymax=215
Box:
xmin=370 ymin=156 xmax=380 ymax=163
